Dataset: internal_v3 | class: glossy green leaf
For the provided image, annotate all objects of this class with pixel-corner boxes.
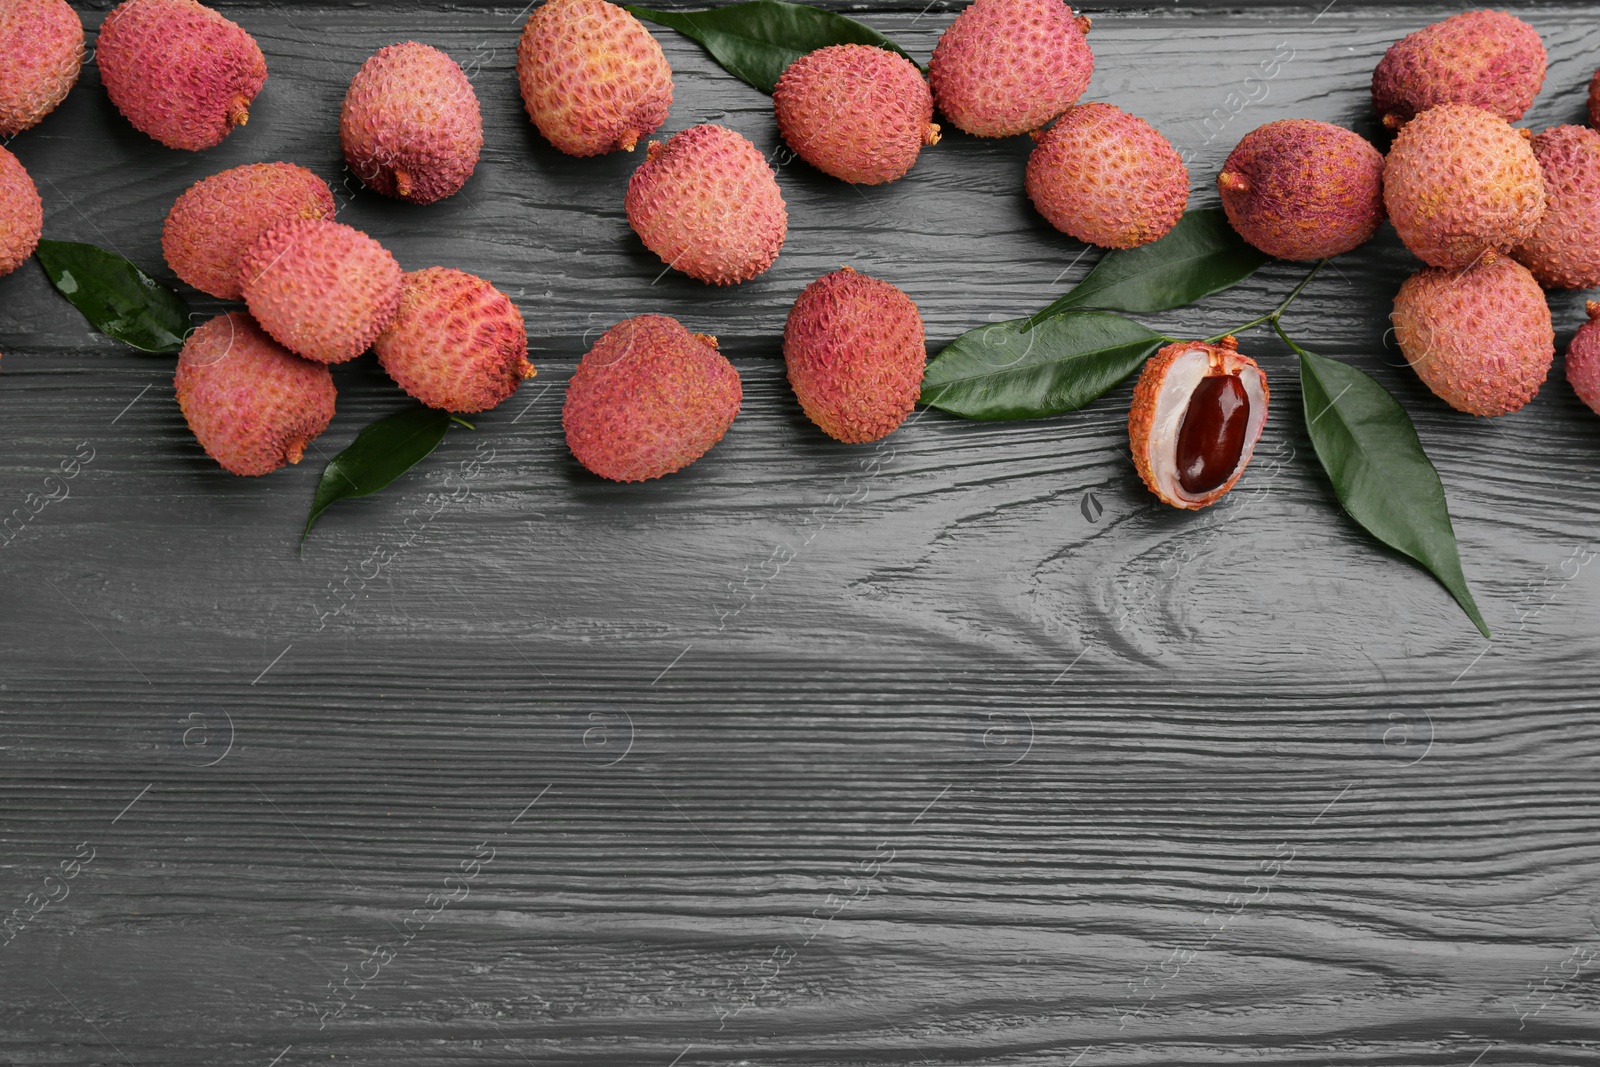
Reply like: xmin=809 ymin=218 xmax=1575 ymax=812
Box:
xmin=1299 ymin=348 xmax=1488 ymax=638
xmin=626 ymin=0 xmax=914 ymax=94
xmin=921 ymin=312 xmax=1163 ymax=420
xmin=1027 ymin=209 xmax=1270 ymax=323
xmin=302 ymin=405 xmax=453 ymax=547
xmin=34 ymin=239 xmax=190 ymax=353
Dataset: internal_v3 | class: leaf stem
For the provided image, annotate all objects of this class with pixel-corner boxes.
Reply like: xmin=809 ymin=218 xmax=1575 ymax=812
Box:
xmin=1200 ymin=258 xmax=1329 ymax=344
xmin=1272 ymin=319 xmax=1311 ymax=358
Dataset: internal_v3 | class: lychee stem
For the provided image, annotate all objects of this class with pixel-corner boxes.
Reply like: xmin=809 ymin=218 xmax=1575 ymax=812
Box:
xmin=1074 ymin=14 xmax=1092 ymax=34
xmin=229 ymin=95 xmax=251 ymax=128
xmin=924 ymin=122 xmax=942 ymax=146
xmin=1217 ymin=171 xmax=1248 ymax=193
xmin=1587 ymin=300 xmax=1600 ymax=320
xmin=394 ymin=169 xmax=413 ymax=198
xmin=619 ymin=131 xmax=640 ymax=152
xmin=286 ymin=439 xmax=306 ymax=465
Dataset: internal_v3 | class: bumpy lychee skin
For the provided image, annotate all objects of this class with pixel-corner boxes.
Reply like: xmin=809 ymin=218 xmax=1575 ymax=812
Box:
xmin=0 ymin=0 xmax=84 ymax=137
xmin=1372 ymin=10 xmax=1546 ymax=129
xmin=375 ymin=268 xmax=535 ymax=414
xmin=341 ymin=42 xmax=483 ymax=205
xmin=238 ymin=218 xmax=402 ymax=365
xmin=1512 ymin=126 xmax=1600 ymax=290
xmin=562 ymin=314 xmax=741 ymax=482
xmin=96 ymin=0 xmax=267 ymax=151
xmin=1391 ymin=255 xmax=1553 ymax=416
xmin=928 ymin=0 xmax=1093 ymax=138
xmin=626 ymin=124 xmax=787 ymax=285
xmin=1128 ymin=336 xmax=1269 ymax=511
xmin=1217 ymin=119 xmax=1385 ymax=261
xmin=0 ymin=146 xmax=43 ymax=279
xmin=1026 ymin=103 xmax=1187 ymax=250
xmin=517 ymin=0 xmax=672 ymax=157
xmin=1383 ymin=104 xmax=1544 ymax=270
xmin=175 ymin=313 xmax=337 ymax=477
xmin=1566 ymin=302 xmax=1600 ymax=417
xmin=784 ymin=267 xmax=926 ymax=444
xmin=773 ymin=45 xmax=938 ymax=185
xmin=162 ymin=163 xmax=335 ymax=299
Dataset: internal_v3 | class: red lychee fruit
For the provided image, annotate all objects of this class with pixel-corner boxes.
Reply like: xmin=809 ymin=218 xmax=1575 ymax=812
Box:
xmin=375 ymin=268 xmax=535 ymax=414
xmin=928 ymin=0 xmax=1093 ymax=138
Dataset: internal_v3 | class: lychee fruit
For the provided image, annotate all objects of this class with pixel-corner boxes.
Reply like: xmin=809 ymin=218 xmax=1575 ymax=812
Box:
xmin=162 ymin=163 xmax=335 ymax=299
xmin=1391 ymin=255 xmax=1553 ymax=416
xmin=1025 ymin=102 xmax=1187 ymax=250
xmin=0 ymin=0 xmax=84 ymax=137
xmin=375 ymin=268 xmax=535 ymax=414
xmin=1217 ymin=119 xmax=1385 ymax=261
xmin=784 ymin=267 xmax=926 ymax=444
xmin=517 ymin=0 xmax=672 ymax=157
xmin=928 ymin=0 xmax=1093 ymax=138
xmin=1512 ymin=125 xmax=1600 ymax=290
xmin=625 ymin=124 xmax=787 ymax=285
xmin=1383 ymin=104 xmax=1544 ymax=270
xmin=238 ymin=218 xmax=402 ymax=364
xmin=1589 ymin=69 xmax=1599 ymax=130
xmin=95 ymin=0 xmax=267 ymax=151
xmin=562 ymin=314 xmax=741 ymax=482
xmin=0 ymin=146 xmax=43 ymax=279
xmin=341 ymin=42 xmax=483 ymax=205
xmin=175 ymin=312 xmax=337 ymax=477
xmin=1128 ymin=336 xmax=1269 ymax=511
xmin=1565 ymin=302 xmax=1600 ymax=416
xmin=1372 ymin=10 xmax=1546 ymax=129
xmin=773 ymin=45 xmax=939 ymax=185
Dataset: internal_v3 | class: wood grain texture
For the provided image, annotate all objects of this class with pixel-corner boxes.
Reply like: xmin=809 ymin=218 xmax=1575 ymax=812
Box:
xmin=2 ymin=2 xmax=1599 ymax=1065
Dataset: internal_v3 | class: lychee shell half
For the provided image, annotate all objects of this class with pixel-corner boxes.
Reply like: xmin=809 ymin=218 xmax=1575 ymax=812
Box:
xmin=1382 ymin=104 xmax=1545 ymax=270
xmin=375 ymin=268 xmax=535 ymax=414
xmin=1217 ymin=119 xmax=1385 ymax=261
xmin=1371 ymin=9 xmax=1546 ymax=129
xmin=1567 ymin=303 xmax=1600 ymax=417
xmin=773 ymin=44 xmax=938 ymax=185
xmin=625 ymin=124 xmax=787 ymax=285
xmin=1025 ymin=102 xmax=1188 ymax=250
xmin=163 ymin=162 xmax=335 ymax=299
xmin=0 ymin=146 xmax=43 ymax=279
xmin=928 ymin=0 xmax=1093 ymax=138
xmin=341 ymin=42 xmax=484 ymax=204
xmin=1391 ymin=255 xmax=1553 ymax=416
xmin=239 ymin=218 xmax=403 ymax=364
xmin=96 ymin=0 xmax=267 ymax=151
xmin=0 ymin=0 xmax=84 ymax=137
xmin=175 ymin=312 xmax=337 ymax=477
xmin=1512 ymin=125 xmax=1600 ymax=290
xmin=1128 ymin=337 xmax=1269 ymax=510
xmin=562 ymin=314 xmax=742 ymax=482
xmin=517 ymin=0 xmax=672 ymax=157
xmin=784 ymin=267 xmax=926 ymax=444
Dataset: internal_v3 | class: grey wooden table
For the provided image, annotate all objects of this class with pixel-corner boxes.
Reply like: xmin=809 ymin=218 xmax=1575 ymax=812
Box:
xmin=2 ymin=1 xmax=1598 ymax=1064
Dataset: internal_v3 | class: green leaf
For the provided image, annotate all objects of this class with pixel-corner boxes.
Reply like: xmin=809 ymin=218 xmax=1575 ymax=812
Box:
xmin=626 ymin=0 xmax=915 ymax=95
xmin=34 ymin=239 xmax=190 ymax=354
xmin=921 ymin=312 xmax=1163 ymax=420
xmin=1298 ymin=348 xmax=1488 ymax=638
xmin=302 ymin=405 xmax=453 ymax=547
xmin=1027 ymin=209 xmax=1270 ymax=323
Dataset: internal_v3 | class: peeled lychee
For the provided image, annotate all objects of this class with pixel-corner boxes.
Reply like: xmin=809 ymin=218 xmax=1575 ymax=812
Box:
xmin=1566 ymin=302 xmax=1600 ymax=416
xmin=175 ymin=312 xmax=337 ymax=477
xmin=562 ymin=314 xmax=741 ymax=482
xmin=96 ymin=0 xmax=267 ymax=151
xmin=1383 ymin=104 xmax=1544 ymax=270
xmin=341 ymin=42 xmax=483 ymax=205
xmin=239 ymin=218 xmax=402 ymax=364
xmin=1372 ymin=10 xmax=1546 ymax=129
xmin=1391 ymin=255 xmax=1553 ymax=416
xmin=773 ymin=45 xmax=938 ymax=185
xmin=928 ymin=0 xmax=1093 ymax=138
xmin=1129 ymin=336 xmax=1269 ymax=511
xmin=1217 ymin=119 xmax=1385 ymax=261
xmin=1025 ymin=102 xmax=1187 ymax=250
xmin=784 ymin=267 xmax=925 ymax=444
xmin=518 ymin=0 xmax=672 ymax=157
xmin=625 ymin=124 xmax=787 ymax=285
xmin=375 ymin=268 xmax=535 ymax=413
xmin=0 ymin=146 xmax=42 ymax=279
xmin=1512 ymin=125 xmax=1600 ymax=290
xmin=0 ymin=0 xmax=83 ymax=137
xmin=162 ymin=163 xmax=334 ymax=299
